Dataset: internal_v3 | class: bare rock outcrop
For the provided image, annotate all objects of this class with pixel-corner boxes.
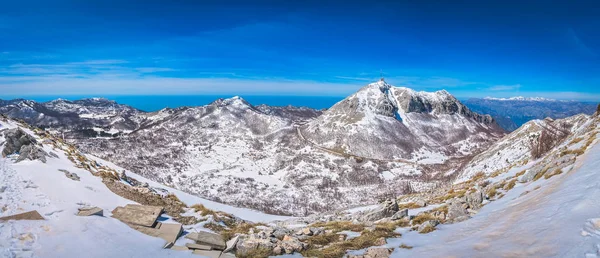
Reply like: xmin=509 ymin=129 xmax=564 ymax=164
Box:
xmin=2 ymin=128 xmax=48 ymax=163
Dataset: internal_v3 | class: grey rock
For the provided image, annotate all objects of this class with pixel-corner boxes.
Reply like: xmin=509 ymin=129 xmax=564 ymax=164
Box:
xmin=2 ymin=128 xmax=48 ymax=163
xmin=446 ymin=201 xmax=469 ymax=223
xmin=272 ymin=227 xmax=291 ymax=239
xmin=519 ymin=154 xmax=576 ymax=183
xmin=186 ymin=231 xmax=227 ymax=250
xmin=77 ymin=207 xmax=103 ymax=216
xmin=63 ymin=171 xmax=80 ymax=181
xmin=112 ymin=204 xmax=163 ymax=227
xmin=391 ymin=208 xmax=408 ymax=220
xmin=235 ymin=235 xmax=275 ymax=255
xmin=360 ymin=199 xmax=399 ymax=222
xmin=349 ymin=247 xmax=394 ymax=258
xmin=465 ymin=190 xmax=483 ymax=209
xmin=280 ymin=236 xmax=306 ymax=254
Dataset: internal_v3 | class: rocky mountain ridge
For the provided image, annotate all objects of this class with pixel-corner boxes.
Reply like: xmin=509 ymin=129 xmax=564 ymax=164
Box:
xmin=3 ymin=82 xmax=593 ymax=218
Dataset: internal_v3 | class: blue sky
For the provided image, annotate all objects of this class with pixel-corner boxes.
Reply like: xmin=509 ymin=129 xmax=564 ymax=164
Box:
xmin=0 ymin=0 xmax=599 ymax=100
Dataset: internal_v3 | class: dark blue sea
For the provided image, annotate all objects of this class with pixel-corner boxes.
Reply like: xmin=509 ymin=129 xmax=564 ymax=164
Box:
xmin=5 ymin=95 xmax=344 ymax=112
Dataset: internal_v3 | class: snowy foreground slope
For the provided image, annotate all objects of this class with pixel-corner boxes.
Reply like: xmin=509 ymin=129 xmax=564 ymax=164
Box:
xmin=0 ymin=118 xmax=287 ymax=258
xmin=388 ymin=140 xmax=600 ymax=257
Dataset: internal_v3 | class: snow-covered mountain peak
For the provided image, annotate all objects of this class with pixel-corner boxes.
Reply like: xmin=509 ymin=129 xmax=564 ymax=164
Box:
xmin=367 ymin=80 xmax=392 ymax=93
xmin=302 ymin=81 xmax=504 ymax=160
xmin=211 ymin=96 xmax=253 ymax=110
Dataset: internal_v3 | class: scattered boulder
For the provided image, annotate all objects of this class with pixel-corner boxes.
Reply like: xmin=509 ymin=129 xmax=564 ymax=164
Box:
xmin=235 ymin=236 xmax=276 ymax=255
xmin=446 ymin=201 xmax=469 ymax=223
xmin=272 ymin=227 xmax=291 ymax=239
xmin=186 ymin=231 xmax=227 ymax=250
xmin=349 ymin=247 xmax=394 ymax=258
xmin=112 ymin=204 xmax=163 ymax=227
xmin=360 ymin=199 xmax=399 ymax=222
xmin=279 ymin=235 xmax=306 ymax=254
xmin=465 ymin=190 xmax=483 ymax=209
xmin=77 ymin=207 xmax=103 ymax=216
xmin=415 ymin=200 xmax=427 ymax=207
xmin=391 ymin=208 xmax=408 ymax=220
xmin=418 ymin=220 xmax=440 ymax=232
xmin=520 ymin=154 xmax=576 ymax=183
xmin=2 ymin=128 xmax=48 ymax=163
xmin=60 ymin=169 xmax=80 ymax=181
xmin=0 ymin=210 xmax=44 ymax=221
xmin=296 ymin=227 xmax=313 ymax=236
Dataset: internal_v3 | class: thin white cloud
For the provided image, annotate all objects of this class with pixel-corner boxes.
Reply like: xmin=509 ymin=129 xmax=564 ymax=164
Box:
xmin=0 ymin=75 xmax=362 ymax=96
xmin=489 ymin=84 xmax=521 ymax=91
xmin=135 ymin=67 xmax=177 ymax=73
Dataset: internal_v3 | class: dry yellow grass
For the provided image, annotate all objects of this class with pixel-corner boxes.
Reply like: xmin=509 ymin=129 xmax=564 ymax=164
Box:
xmin=191 ymin=204 xmax=216 ymax=217
xmin=397 ymin=202 xmax=422 ymax=210
xmin=435 ymin=189 xmax=467 ymax=202
xmin=411 ymin=213 xmax=436 ymax=226
xmin=533 ymin=167 xmax=550 ymax=181
xmin=305 ymin=233 xmax=341 ymax=246
xmin=419 ymin=224 xmax=436 ymax=234
xmin=486 ymin=186 xmax=498 ymax=198
xmin=301 ymin=226 xmax=400 ymax=258
xmin=544 ymin=168 xmax=563 ymax=179
xmin=504 ymin=179 xmax=518 ymax=191
xmin=399 ymin=243 xmax=413 ymax=249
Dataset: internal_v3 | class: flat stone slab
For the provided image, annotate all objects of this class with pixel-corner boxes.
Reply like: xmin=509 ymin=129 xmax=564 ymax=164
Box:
xmin=112 ymin=204 xmax=163 ymax=227
xmin=77 ymin=207 xmax=103 ymax=216
xmin=223 ymin=235 xmax=239 ymax=253
xmin=170 ymin=245 xmax=189 ymax=251
xmin=185 ymin=231 xmax=226 ymax=250
xmin=185 ymin=243 xmax=212 ymax=250
xmin=191 ymin=250 xmax=221 ymax=258
xmin=126 ymin=222 xmax=182 ymax=244
xmin=219 ymin=252 xmax=236 ymax=258
xmin=157 ymin=223 xmax=183 ymax=243
xmin=0 ymin=210 xmax=44 ymax=221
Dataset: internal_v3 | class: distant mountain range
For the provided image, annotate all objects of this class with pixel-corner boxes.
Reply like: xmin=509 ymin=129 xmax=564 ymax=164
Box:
xmin=462 ymin=97 xmax=597 ymax=131
xmin=0 ymin=86 xmax=597 ymax=215
xmin=0 ymin=81 xmax=504 ymax=215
